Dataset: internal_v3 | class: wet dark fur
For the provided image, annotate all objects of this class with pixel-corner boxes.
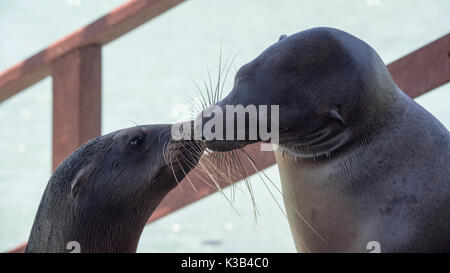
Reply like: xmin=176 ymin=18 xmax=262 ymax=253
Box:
xmin=26 ymin=124 xmax=203 ymax=253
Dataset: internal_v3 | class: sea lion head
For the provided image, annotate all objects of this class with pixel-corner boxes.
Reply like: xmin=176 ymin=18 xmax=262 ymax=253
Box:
xmin=197 ymin=27 xmax=399 ymax=157
xmin=65 ymin=124 xmax=201 ymax=208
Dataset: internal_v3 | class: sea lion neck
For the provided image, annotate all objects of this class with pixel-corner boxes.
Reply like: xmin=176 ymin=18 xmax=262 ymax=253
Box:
xmin=25 ymin=173 xmax=165 ymax=253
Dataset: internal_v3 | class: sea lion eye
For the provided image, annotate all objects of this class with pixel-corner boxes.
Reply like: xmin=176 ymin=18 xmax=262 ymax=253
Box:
xmin=128 ymin=135 xmax=146 ymax=148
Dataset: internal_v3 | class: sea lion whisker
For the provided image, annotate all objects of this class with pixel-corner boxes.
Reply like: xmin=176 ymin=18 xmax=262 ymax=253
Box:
xmin=175 ymin=157 xmax=197 ymax=192
xmin=204 ymin=62 xmax=214 ymax=106
xmin=175 ymin=141 xmax=205 ymax=166
xmin=243 ymin=149 xmax=328 ymax=244
xmin=219 ymin=50 xmax=241 ymax=101
xmin=232 ymin=149 xmax=260 ymax=222
xmin=213 ymin=39 xmax=223 ymax=104
xmin=190 ymin=90 xmax=208 ymax=118
xmin=243 ymin=152 xmax=286 ymax=218
xmin=188 ymin=162 xmax=220 ymax=191
xmin=220 ymin=151 xmax=243 ymax=202
xmin=177 ymin=142 xmax=235 ymax=190
xmin=193 ymin=150 xmax=241 ymax=192
xmin=241 ymin=152 xmax=316 ymax=250
xmin=173 ymin=142 xmax=205 ymax=173
xmin=198 ymin=159 xmax=241 ymax=216
xmin=202 ymin=155 xmax=237 ymax=186
xmin=175 ymin=151 xmax=215 ymax=191
xmin=240 ymin=152 xmax=317 ymax=249
xmin=168 ymin=149 xmax=184 ymax=192
xmin=210 ymin=151 xmax=242 ymax=193
xmin=209 ymin=152 xmax=230 ymax=180
xmin=199 ymin=76 xmax=212 ymax=108
xmin=191 ymin=79 xmax=209 ymax=110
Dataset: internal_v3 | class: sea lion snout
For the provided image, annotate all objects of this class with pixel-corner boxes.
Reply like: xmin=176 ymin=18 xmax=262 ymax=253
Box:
xmin=194 ymin=103 xmax=266 ymax=152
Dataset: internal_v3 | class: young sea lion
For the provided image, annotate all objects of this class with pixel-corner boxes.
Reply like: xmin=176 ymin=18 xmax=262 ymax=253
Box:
xmin=26 ymin=124 xmax=203 ymax=253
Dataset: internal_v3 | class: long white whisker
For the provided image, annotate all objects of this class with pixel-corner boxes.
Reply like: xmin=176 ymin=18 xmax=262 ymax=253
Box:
xmin=242 ymin=148 xmax=328 ymax=244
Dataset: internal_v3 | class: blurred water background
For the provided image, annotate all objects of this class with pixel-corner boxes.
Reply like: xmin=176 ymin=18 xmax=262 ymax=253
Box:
xmin=0 ymin=0 xmax=449 ymax=252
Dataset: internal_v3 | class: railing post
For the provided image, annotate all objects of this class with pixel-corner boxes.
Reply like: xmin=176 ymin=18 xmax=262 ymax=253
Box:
xmin=52 ymin=45 xmax=102 ymax=171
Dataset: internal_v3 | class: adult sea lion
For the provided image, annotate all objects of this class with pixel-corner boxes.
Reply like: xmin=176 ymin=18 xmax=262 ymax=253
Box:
xmin=26 ymin=124 xmax=203 ymax=253
xmin=197 ymin=27 xmax=450 ymax=252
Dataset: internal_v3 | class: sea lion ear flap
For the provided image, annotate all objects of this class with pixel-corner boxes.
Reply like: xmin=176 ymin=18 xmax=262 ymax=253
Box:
xmin=70 ymin=165 xmax=93 ymax=198
xmin=279 ymin=34 xmax=287 ymax=41
xmin=329 ymin=109 xmax=346 ymax=127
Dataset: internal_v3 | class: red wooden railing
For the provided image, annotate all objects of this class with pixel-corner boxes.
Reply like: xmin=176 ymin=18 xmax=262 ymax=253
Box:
xmin=1 ymin=0 xmax=449 ymax=252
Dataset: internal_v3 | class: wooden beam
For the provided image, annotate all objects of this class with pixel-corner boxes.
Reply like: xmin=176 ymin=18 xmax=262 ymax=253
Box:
xmin=387 ymin=33 xmax=450 ymax=98
xmin=52 ymin=45 xmax=102 ymax=170
xmin=7 ymin=243 xmax=27 ymax=254
xmin=0 ymin=0 xmax=185 ymax=102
